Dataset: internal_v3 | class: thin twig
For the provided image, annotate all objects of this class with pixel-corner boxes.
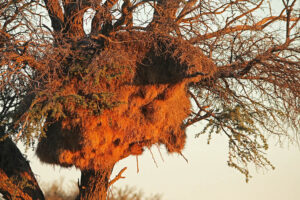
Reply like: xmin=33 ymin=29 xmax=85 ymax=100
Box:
xmin=108 ymin=167 xmax=127 ymax=187
xmin=136 ymin=156 xmax=139 ymax=173
xmin=179 ymin=152 xmax=189 ymax=163
xmin=148 ymin=147 xmax=158 ymax=168
xmin=156 ymin=144 xmax=164 ymax=162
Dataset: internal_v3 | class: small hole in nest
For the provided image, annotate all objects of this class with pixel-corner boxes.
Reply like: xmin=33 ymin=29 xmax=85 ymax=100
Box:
xmin=141 ymin=104 xmax=154 ymax=118
xmin=156 ymin=92 xmax=165 ymax=100
xmin=113 ymin=138 xmax=120 ymax=146
xmin=141 ymin=106 xmax=147 ymax=115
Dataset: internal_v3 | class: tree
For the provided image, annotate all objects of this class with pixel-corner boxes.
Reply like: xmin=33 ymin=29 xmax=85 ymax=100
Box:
xmin=0 ymin=0 xmax=299 ymax=199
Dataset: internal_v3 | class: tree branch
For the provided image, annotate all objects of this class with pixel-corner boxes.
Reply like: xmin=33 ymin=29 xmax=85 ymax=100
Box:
xmin=108 ymin=167 xmax=127 ymax=187
xmin=43 ymin=0 xmax=64 ymax=33
xmin=0 ymin=133 xmax=45 ymax=200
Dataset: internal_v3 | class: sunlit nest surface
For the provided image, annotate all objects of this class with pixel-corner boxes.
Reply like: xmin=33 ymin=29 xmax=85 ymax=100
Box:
xmin=36 ymin=33 xmax=217 ymax=170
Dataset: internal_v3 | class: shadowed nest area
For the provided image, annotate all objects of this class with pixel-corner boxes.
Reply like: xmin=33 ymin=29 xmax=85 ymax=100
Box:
xmin=35 ymin=32 xmax=217 ymax=170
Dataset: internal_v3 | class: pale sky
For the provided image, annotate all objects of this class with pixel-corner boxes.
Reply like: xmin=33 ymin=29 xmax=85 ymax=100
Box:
xmin=24 ymin=123 xmax=300 ymax=200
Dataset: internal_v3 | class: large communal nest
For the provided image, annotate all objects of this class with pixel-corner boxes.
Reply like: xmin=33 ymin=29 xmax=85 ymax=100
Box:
xmin=36 ymin=32 xmax=217 ymax=170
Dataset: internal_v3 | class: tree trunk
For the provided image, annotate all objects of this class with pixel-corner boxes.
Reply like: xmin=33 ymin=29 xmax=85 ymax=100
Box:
xmin=77 ymin=165 xmax=114 ymax=200
xmin=0 ymin=133 xmax=45 ymax=200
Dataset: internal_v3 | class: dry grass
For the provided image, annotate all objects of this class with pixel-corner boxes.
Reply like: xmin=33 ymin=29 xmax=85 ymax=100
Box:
xmin=43 ymin=181 xmax=161 ymax=200
xmin=43 ymin=179 xmax=78 ymax=200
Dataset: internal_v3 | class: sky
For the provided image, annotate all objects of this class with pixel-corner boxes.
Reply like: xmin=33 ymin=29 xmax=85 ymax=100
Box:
xmin=24 ymin=123 xmax=300 ymax=200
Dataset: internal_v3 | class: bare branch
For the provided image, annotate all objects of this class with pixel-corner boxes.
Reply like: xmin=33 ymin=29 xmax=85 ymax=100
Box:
xmin=108 ymin=167 xmax=127 ymax=187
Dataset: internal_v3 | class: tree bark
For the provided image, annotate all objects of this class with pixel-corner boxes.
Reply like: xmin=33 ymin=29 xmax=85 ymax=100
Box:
xmin=0 ymin=133 xmax=45 ymax=200
xmin=77 ymin=165 xmax=114 ymax=200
